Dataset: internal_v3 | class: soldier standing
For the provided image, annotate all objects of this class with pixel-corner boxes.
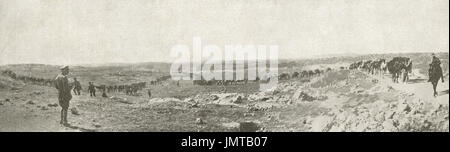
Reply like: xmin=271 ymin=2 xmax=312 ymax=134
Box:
xmin=88 ymin=82 xmax=96 ymax=97
xmin=54 ymin=65 xmax=72 ymax=125
xmin=73 ymin=77 xmax=82 ymax=95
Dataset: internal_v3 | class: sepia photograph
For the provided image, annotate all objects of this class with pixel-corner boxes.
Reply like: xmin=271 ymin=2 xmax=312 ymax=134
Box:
xmin=0 ymin=0 xmax=448 ymax=137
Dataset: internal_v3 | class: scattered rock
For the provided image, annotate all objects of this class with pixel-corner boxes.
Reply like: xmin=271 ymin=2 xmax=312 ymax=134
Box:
xmin=94 ymin=124 xmax=101 ymax=128
xmin=233 ymin=96 xmax=243 ymax=104
xmin=31 ymin=91 xmax=44 ymax=95
xmin=41 ymin=106 xmax=49 ymax=110
xmin=387 ymin=86 xmax=394 ymax=92
xmin=189 ymin=103 xmax=199 ymax=108
xmin=353 ymin=89 xmax=364 ymax=93
xmin=244 ymin=113 xmax=255 ymax=117
xmin=71 ymin=107 xmax=80 ymax=115
xmin=5 ymin=98 xmax=10 ymax=102
xmin=26 ymin=100 xmax=35 ymax=105
xmin=397 ymin=103 xmax=411 ymax=114
xmin=239 ymin=121 xmax=259 ymax=132
xmin=293 ymin=91 xmax=327 ymax=102
xmin=222 ymin=122 xmax=240 ymax=131
xmin=209 ymin=95 xmax=219 ymax=101
xmin=110 ymin=96 xmax=132 ymax=104
xmin=385 ymin=111 xmax=396 ymax=119
xmin=195 ymin=118 xmax=205 ymax=125
xmin=48 ymin=103 xmax=58 ymax=107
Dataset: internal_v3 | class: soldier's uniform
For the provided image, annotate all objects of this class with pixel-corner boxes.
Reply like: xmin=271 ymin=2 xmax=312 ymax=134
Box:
xmin=73 ymin=79 xmax=82 ymax=95
xmin=432 ymin=56 xmax=441 ymax=66
xmin=88 ymin=83 xmax=96 ymax=97
xmin=429 ymin=54 xmax=443 ymax=82
xmin=55 ymin=74 xmax=72 ymax=109
xmin=54 ymin=65 xmax=72 ymax=125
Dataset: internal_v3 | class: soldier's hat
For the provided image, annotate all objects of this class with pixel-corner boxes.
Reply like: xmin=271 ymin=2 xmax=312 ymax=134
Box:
xmin=60 ymin=65 xmax=69 ymax=70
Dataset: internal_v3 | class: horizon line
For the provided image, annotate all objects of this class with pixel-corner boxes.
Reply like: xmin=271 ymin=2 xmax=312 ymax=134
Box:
xmin=0 ymin=51 xmax=447 ymax=67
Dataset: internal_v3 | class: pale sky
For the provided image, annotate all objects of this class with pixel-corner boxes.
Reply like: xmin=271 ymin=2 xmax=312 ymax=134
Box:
xmin=0 ymin=0 xmax=448 ymax=65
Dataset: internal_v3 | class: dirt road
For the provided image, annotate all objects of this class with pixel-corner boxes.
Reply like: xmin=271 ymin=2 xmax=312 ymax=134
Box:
xmin=369 ymin=69 xmax=448 ymax=105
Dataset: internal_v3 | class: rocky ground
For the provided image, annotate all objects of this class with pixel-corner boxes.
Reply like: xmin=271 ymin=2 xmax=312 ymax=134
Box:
xmin=1 ymin=67 xmax=448 ymax=132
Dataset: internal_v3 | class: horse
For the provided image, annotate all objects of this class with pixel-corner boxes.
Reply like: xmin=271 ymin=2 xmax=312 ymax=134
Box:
xmin=387 ymin=57 xmax=410 ymax=83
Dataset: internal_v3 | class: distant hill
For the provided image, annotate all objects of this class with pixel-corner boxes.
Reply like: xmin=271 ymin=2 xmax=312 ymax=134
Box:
xmin=1 ymin=52 xmax=448 ymax=80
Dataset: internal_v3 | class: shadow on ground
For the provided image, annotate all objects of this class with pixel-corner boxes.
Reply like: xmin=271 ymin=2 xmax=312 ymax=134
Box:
xmin=438 ymin=89 xmax=449 ymax=96
xmin=64 ymin=124 xmax=96 ymax=132
xmin=407 ymin=78 xmax=428 ymax=84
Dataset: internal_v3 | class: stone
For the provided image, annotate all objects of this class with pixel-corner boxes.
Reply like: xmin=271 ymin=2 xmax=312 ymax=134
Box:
xmin=387 ymin=86 xmax=394 ymax=92
xmin=239 ymin=121 xmax=259 ymax=132
xmin=48 ymin=103 xmax=59 ymax=107
xmin=371 ymin=79 xmax=378 ymax=83
xmin=244 ymin=113 xmax=255 ymax=117
xmin=71 ymin=107 xmax=80 ymax=115
xmin=385 ymin=111 xmax=396 ymax=120
xmin=210 ymin=95 xmax=219 ymax=101
xmin=195 ymin=118 xmax=204 ymax=124
xmin=222 ymin=122 xmax=240 ymax=131
xmin=26 ymin=100 xmax=35 ymax=105
xmin=397 ymin=103 xmax=411 ymax=114
xmin=41 ymin=106 xmax=49 ymax=110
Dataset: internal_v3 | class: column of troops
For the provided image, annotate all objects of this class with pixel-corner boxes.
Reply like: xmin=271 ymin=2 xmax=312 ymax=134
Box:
xmin=1 ymin=70 xmax=54 ymax=87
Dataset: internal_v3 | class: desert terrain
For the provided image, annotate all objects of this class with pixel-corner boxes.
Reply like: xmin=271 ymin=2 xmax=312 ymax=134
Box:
xmin=0 ymin=52 xmax=448 ymax=132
